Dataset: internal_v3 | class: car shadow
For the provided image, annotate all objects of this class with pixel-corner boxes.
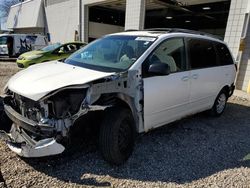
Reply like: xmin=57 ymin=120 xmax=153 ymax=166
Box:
xmin=22 ymin=101 xmax=250 ymax=186
xmin=0 ymin=168 xmax=6 ymax=187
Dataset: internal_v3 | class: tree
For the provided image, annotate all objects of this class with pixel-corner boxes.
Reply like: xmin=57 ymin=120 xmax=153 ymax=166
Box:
xmin=0 ymin=0 xmax=20 ymax=17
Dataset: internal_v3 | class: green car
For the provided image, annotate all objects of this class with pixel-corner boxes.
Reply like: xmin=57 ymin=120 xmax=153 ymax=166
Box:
xmin=16 ymin=42 xmax=86 ymax=68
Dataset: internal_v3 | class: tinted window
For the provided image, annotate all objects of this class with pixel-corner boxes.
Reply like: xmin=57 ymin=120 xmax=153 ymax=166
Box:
xmin=0 ymin=37 xmax=8 ymax=45
xmin=214 ymin=43 xmax=234 ymax=65
xmin=188 ymin=38 xmax=217 ymax=69
xmin=143 ymin=38 xmax=186 ymax=76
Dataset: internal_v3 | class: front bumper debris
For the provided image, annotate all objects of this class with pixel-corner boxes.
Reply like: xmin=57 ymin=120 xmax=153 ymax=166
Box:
xmin=0 ymin=124 xmax=65 ymax=158
xmin=0 ymin=97 xmax=65 ymax=158
xmin=4 ymin=98 xmax=54 ymax=137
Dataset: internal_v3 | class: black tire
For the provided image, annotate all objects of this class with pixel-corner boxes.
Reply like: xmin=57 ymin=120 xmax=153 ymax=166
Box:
xmin=99 ymin=107 xmax=135 ymax=165
xmin=0 ymin=97 xmax=12 ymax=132
xmin=210 ymin=89 xmax=228 ymax=117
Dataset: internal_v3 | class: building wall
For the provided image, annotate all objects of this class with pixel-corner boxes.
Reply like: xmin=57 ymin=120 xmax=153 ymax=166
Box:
xmin=224 ymin=0 xmax=250 ymax=91
xmin=236 ymin=20 xmax=250 ymax=91
xmin=81 ymin=0 xmax=109 ymax=42
xmin=89 ymin=22 xmax=124 ymax=39
xmin=224 ymin=0 xmax=248 ymax=58
xmin=7 ymin=0 xmax=44 ymax=30
xmin=125 ymin=0 xmax=145 ymax=30
xmin=44 ymin=0 xmax=79 ymax=43
xmin=13 ymin=27 xmax=44 ymax=34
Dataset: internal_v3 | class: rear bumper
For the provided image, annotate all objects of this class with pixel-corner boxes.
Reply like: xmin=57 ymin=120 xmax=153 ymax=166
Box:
xmin=229 ymin=84 xmax=235 ymax=97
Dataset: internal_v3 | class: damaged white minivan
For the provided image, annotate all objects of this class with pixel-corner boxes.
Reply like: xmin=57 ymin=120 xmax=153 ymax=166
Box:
xmin=1 ymin=29 xmax=236 ymax=165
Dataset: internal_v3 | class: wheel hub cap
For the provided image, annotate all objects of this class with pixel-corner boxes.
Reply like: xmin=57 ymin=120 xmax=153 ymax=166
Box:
xmin=216 ymin=93 xmax=226 ymax=114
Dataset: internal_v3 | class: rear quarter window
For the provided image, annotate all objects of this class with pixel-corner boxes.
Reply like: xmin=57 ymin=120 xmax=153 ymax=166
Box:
xmin=214 ymin=43 xmax=234 ymax=66
xmin=187 ymin=38 xmax=217 ymax=69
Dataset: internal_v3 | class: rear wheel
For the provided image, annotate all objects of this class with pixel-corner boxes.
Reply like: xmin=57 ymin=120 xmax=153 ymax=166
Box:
xmin=99 ymin=107 xmax=135 ymax=165
xmin=210 ymin=90 xmax=228 ymax=116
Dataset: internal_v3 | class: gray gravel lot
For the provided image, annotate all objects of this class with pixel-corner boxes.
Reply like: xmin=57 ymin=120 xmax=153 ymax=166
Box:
xmin=0 ymin=96 xmax=250 ymax=188
xmin=0 ymin=62 xmax=250 ymax=187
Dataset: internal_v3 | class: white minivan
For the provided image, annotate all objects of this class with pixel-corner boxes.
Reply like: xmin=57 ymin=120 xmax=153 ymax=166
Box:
xmin=0 ymin=34 xmax=47 ymax=57
xmin=1 ymin=29 xmax=236 ymax=165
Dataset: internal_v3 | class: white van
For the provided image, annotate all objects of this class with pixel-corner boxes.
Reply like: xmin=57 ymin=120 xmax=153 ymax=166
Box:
xmin=0 ymin=34 xmax=47 ymax=57
xmin=1 ymin=29 xmax=236 ymax=165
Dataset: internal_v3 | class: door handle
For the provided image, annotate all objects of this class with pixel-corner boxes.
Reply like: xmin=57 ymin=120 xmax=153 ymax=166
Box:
xmin=181 ymin=76 xmax=189 ymax=81
xmin=192 ymin=74 xmax=198 ymax=79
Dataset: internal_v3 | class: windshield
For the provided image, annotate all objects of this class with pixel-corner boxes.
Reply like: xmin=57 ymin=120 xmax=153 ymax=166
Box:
xmin=65 ymin=35 xmax=156 ymax=72
xmin=41 ymin=43 xmax=61 ymax=52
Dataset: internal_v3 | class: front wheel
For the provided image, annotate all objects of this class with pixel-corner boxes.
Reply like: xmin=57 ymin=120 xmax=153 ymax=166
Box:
xmin=99 ymin=107 xmax=135 ymax=165
xmin=210 ymin=90 xmax=228 ymax=116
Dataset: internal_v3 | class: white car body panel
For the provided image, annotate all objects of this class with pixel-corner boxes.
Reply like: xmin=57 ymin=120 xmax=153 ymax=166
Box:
xmin=7 ymin=61 xmax=114 ymax=101
xmin=189 ymin=66 xmax=236 ymax=114
xmin=143 ymin=71 xmax=191 ymax=131
xmin=189 ymin=67 xmax=224 ymax=112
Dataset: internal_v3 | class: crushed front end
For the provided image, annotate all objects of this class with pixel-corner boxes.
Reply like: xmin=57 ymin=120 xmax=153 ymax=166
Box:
xmin=0 ymin=69 xmax=143 ymax=158
xmin=1 ymin=88 xmax=87 ymax=157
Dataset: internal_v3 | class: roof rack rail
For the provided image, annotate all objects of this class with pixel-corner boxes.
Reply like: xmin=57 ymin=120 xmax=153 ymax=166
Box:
xmin=144 ymin=28 xmax=222 ymax=40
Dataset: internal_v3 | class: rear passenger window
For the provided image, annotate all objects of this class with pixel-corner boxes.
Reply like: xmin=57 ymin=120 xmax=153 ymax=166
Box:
xmin=188 ymin=38 xmax=217 ymax=69
xmin=214 ymin=43 xmax=234 ymax=65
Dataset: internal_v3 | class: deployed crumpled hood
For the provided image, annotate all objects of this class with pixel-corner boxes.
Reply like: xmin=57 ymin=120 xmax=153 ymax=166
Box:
xmin=7 ymin=61 xmax=114 ymax=101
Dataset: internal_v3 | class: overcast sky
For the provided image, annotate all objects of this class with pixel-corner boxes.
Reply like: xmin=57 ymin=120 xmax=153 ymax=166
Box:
xmin=1 ymin=17 xmax=7 ymax=30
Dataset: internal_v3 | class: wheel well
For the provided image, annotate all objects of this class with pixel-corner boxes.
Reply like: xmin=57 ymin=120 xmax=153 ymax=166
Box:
xmin=221 ymin=85 xmax=230 ymax=97
xmin=114 ymin=97 xmax=131 ymax=110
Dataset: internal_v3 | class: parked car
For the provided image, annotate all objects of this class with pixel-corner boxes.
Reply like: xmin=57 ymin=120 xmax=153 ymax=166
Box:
xmin=1 ymin=29 xmax=236 ymax=165
xmin=16 ymin=42 xmax=86 ymax=68
xmin=0 ymin=34 xmax=47 ymax=58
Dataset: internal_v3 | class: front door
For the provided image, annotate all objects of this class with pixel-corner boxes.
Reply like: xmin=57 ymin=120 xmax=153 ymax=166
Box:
xmin=143 ymin=38 xmax=190 ymax=131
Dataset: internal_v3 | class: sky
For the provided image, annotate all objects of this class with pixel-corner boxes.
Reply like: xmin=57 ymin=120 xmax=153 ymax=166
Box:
xmin=0 ymin=0 xmax=19 ymax=30
xmin=0 ymin=5 xmax=6 ymax=30
xmin=0 ymin=17 xmax=7 ymax=30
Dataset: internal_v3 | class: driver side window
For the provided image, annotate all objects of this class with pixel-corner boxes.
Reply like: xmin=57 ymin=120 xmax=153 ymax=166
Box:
xmin=142 ymin=38 xmax=187 ymax=77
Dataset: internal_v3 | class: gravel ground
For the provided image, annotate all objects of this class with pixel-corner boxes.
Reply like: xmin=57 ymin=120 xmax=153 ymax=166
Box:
xmin=0 ymin=62 xmax=250 ymax=187
xmin=0 ymin=62 xmax=20 ymax=96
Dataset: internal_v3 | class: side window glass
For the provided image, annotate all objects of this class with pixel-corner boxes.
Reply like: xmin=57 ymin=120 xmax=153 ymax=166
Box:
xmin=143 ymin=38 xmax=186 ymax=76
xmin=188 ymin=38 xmax=217 ymax=69
xmin=67 ymin=44 xmax=77 ymax=52
xmin=214 ymin=43 xmax=234 ymax=65
xmin=77 ymin=44 xmax=84 ymax=50
xmin=63 ymin=45 xmax=70 ymax=53
xmin=0 ymin=37 xmax=8 ymax=45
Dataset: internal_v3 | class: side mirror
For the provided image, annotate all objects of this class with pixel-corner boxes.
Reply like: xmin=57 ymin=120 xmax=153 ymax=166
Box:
xmin=148 ymin=63 xmax=170 ymax=76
